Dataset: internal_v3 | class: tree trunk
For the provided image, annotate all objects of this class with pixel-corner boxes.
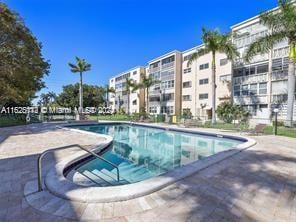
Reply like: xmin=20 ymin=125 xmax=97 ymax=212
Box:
xmin=146 ymin=87 xmax=149 ymax=114
xmin=106 ymin=91 xmax=109 ymax=107
xmin=285 ymin=59 xmax=295 ymax=127
xmin=127 ymin=91 xmax=130 ymax=115
xmin=79 ymin=71 xmax=83 ymax=113
xmin=211 ymin=52 xmax=217 ymax=124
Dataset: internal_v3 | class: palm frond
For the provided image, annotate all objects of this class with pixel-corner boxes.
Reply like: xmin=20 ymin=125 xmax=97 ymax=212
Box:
xmin=187 ymin=47 xmax=209 ymax=66
xmin=245 ymin=32 xmax=286 ymax=62
xmin=260 ymin=10 xmax=283 ymax=31
xmin=218 ymin=34 xmax=239 ymax=60
xmin=69 ymin=57 xmax=91 ymax=73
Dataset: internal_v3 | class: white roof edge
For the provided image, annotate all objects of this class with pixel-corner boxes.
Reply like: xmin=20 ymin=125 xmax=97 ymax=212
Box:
xmin=230 ymin=3 xmax=282 ymax=30
xmin=148 ymin=50 xmax=181 ymax=63
xmin=182 ymin=44 xmax=204 ymax=54
xmin=109 ymin=65 xmax=145 ymax=79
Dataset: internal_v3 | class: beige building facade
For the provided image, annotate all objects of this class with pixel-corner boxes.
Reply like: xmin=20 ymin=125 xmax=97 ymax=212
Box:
xmin=231 ymin=9 xmax=296 ymax=123
xmin=147 ymin=50 xmax=182 ymax=116
xmin=109 ymin=66 xmax=145 ymax=114
xmin=181 ymin=46 xmax=232 ymax=119
xmin=108 ymin=3 xmax=295 ymax=122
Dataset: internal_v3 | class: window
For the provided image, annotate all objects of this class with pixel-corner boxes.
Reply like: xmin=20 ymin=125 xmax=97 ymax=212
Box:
xmin=199 ymin=63 xmax=209 ymax=70
xmin=220 ymin=74 xmax=231 ymax=82
xmin=242 ymin=85 xmax=248 ymax=96
xmin=133 ymin=71 xmax=137 ymax=75
xmin=183 ymin=54 xmax=193 ymax=61
xmin=183 ymin=81 xmax=192 ymax=88
xmin=132 ymin=100 xmax=137 ymax=105
xmin=234 ymin=85 xmax=240 ymax=96
xmin=257 ymin=64 xmax=268 ymax=73
xmin=199 ymin=93 xmax=208 ymax=100
xmin=150 ymin=72 xmax=160 ymax=80
xmin=161 ymin=70 xmax=174 ymax=79
xmin=162 ymin=55 xmax=175 ymax=65
xmin=162 ymin=80 xmax=174 ymax=89
xmin=220 ymin=58 xmax=228 ymax=66
xmin=259 ymin=82 xmax=267 ymax=95
xmin=162 ymin=93 xmax=174 ymax=101
xmin=149 ymin=96 xmax=160 ymax=102
xmin=149 ymin=106 xmax=157 ymax=114
xmin=259 ymin=104 xmax=268 ymax=109
xmin=183 ymin=68 xmax=191 ymax=74
xmin=115 ymin=72 xmax=130 ymax=82
xmin=182 ymin=95 xmax=192 ymax=101
xmin=249 ymin=83 xmax=257 ymax=95
xmin=199 ymin=78 xmax=209 ymax=85
xmin=150 ymin=62 xmax=160 ymax=69
xmin=161 ymin=106 xmax=174 ymax=114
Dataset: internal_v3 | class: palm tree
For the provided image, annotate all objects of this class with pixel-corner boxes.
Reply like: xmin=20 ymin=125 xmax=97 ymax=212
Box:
xmin=125 ymin=78 xmax=135 ymax=115
xmin=188 ymin=27 xmax=239 ymax=124
xmin=104 ymin=85 xmax=115 ymax=107
xmin=47 ymin=91 xmax=56 ymax=104
xmin=39 ymin=93 xmax=50 ymax=106
xmin=68 ymin=57 xmax=91 ymax=113
xmin=245 ymin=0 xmax=296 ymax=127
xmin=136 ymin=76 xmax=160 ymax=113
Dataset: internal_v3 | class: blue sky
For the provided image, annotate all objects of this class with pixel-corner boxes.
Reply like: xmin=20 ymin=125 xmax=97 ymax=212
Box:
xmin=4 ymin=0 xmax=277 ymax=98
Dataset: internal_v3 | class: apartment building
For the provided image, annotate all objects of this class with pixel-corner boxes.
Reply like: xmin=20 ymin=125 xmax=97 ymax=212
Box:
xmin=231 ymin=11 xmax=296 ymax=123
xmin=109 ymin=66 xmax=145 ymax=114
xmin=108 ymin=4 xmax=295 ymax=122
xmin=147 ymin=50 xmax=182 ymax=116
xmin=181 ymin=46 xmax=232 ymax=119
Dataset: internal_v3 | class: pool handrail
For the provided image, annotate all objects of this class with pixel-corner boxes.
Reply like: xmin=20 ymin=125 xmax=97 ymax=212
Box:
xmin=37 ymin=143 xmax=120 ymax=191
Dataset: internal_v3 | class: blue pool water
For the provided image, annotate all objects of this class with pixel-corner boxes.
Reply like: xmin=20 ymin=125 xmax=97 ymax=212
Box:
xmin=69 ymin=124 xmax=242 ymax=186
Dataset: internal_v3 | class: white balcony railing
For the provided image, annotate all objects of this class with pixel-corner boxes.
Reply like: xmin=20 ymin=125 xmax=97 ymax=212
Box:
xmin=233 ymin=95 xmax=268 ymax=105
xmin=271 ymin=70 xmax=288 ymax=81
xmin=150 ymin=67 xmax=160 ymax=73
xmin=149 ymin=90 xmax=161 ymax=95
xmin=233 ymin=73 xmax=268 ymax=85
xmin=161 ymin=61 xmax=174 ymax=70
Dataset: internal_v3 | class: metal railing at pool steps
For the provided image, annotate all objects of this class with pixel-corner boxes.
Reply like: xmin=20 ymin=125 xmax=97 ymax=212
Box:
xmin=37 ymin=144 xmax=120 ymax=191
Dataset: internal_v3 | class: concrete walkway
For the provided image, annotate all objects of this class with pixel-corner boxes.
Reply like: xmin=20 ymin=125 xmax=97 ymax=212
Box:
xmin=0 ymin=123 xmax=295 ymax=222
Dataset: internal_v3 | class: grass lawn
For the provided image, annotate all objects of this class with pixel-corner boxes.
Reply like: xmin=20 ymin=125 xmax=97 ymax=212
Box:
xmin=0 ymin=116 xmax=26 ymax=127
xmin=263 ymin=125 xmax=296 ymax=138
xmin=198 ymin=122 xmax=247 ymax=131
xmin=89 ymin=114 xmax=131 ymax=121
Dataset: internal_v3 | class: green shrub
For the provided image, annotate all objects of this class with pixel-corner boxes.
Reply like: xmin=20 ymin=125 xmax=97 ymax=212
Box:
xmin=216 ymin=102 xmax=249 ymax=124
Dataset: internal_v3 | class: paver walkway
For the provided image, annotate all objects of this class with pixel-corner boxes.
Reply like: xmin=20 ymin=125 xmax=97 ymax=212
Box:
xmin=0 ymin=123 xmax=295 ymax=222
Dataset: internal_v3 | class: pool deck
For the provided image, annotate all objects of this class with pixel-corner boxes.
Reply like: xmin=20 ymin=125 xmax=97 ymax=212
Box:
xmin=0 ymin=122 xmax=295 ymax=222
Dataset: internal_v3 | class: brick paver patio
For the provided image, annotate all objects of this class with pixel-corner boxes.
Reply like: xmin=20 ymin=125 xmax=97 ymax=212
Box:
xmin=0 ymin=123 xmax=295 ymax=222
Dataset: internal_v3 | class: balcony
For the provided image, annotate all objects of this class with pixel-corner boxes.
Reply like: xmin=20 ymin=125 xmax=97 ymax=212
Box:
xmin=149 ymin=66 xmax=160 ymax=73
xmin=233 ymin=95 xmax=268 ymax=105
xmin=161 ymin=61 xmax=174 ymax=70
xmin=271 ymin=70 xmax=288 ymax=81
xmin=233 ymin=73 xmax=268 ymax=85
xmin=149 ymin=90 xmax=161 ymax=95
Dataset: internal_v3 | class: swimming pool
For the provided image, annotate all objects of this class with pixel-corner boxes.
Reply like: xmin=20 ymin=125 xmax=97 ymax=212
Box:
xmin=67 ymin=123 xmax=243 ymax=187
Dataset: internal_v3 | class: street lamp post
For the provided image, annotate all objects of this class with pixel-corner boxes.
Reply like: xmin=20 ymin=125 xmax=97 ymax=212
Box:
xmin=273 ymin=108 xmax=279 ymax=135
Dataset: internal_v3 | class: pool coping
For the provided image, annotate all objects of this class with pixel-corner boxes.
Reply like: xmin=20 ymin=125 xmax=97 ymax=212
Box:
xmin=44 ymin=121 xmax=256 ymax=203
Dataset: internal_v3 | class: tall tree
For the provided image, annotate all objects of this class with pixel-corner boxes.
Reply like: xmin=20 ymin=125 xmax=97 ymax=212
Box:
xmin=56 ymin=83 xmax=105 ymax=108
xmin=125 ymin=78 xmax=135 ymax=115
xmin=68 ymin=57 xmax=91 ymax=112
xmin=245 ymin=0 xmax=296 ymax=127
xmin=104 ymin=85 xmax=115 ymax=107
xmin=39 ymin=93 xmax=50 ymax=106
xmin=188 ymin=27 xmax=238 ymax=124
xmin=135 ymin=76 xmax=160 ymax=113
xmin=47 ymin=91 xmax=56 ymax=104
xmin=0 ymin=3 xmax=50 ymax=106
